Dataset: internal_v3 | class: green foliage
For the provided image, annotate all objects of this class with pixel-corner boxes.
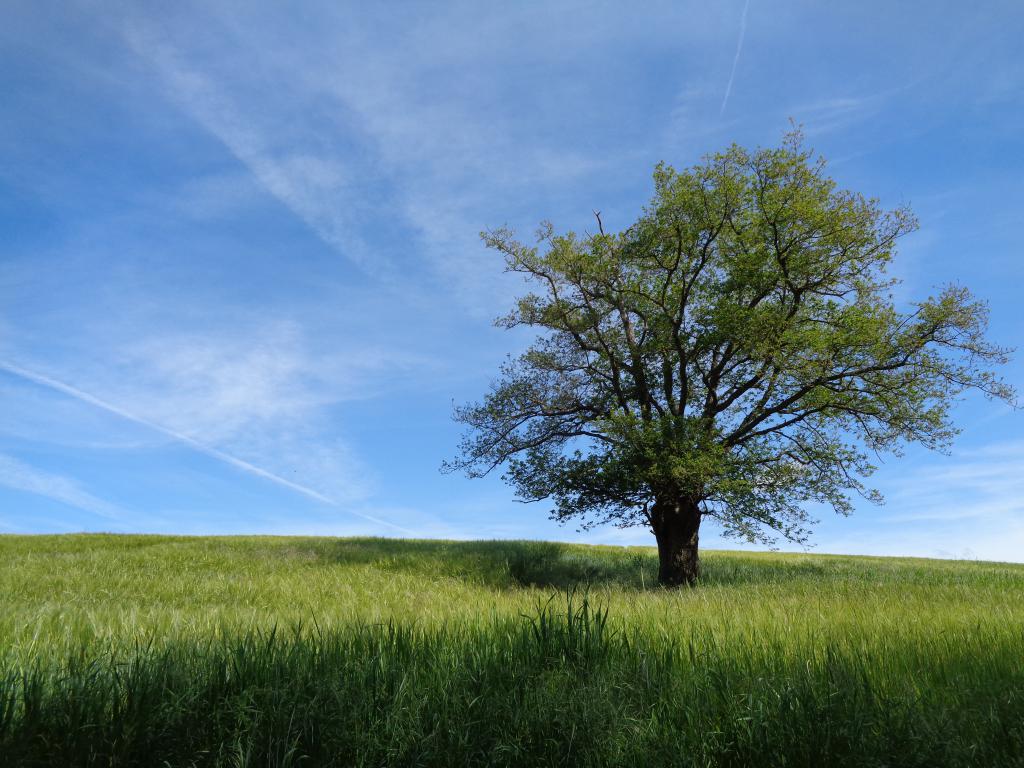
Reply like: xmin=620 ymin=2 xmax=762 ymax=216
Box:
xmin=3 ymin=537 xmax=1024 ymax=765
xmin=448 ymin=131 xmax=1014 ymax=544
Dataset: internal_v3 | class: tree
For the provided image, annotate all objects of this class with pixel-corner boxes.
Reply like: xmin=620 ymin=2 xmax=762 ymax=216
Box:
xmin=446 ymin=132 xmax=1015 ymax=586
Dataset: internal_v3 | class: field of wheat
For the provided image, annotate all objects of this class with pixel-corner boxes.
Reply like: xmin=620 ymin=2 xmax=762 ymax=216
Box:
xmin=1 ymin=535 xmax=1022 ymax=766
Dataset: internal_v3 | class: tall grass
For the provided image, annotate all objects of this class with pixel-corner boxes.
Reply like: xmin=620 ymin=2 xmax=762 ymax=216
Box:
xmin=1 ymin=535 xmax=1023 ymax=766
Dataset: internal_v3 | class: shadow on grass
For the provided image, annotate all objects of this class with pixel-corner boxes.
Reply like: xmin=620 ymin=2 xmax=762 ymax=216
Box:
xmin=301 ymin=538 xmax=656 ymax=590
xmin=232 ymin=536 xmax=1024 ymax=592
xmin=295 ymin=538 xmax=841 ymax=591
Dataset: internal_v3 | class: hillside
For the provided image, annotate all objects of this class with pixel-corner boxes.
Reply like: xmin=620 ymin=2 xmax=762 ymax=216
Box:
xmin=1 ymin=535 xmax=1023 ymax=766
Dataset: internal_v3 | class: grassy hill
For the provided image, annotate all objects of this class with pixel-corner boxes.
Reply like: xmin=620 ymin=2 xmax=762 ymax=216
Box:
xmin=1 ymin=535 xmax=1023 ymax=766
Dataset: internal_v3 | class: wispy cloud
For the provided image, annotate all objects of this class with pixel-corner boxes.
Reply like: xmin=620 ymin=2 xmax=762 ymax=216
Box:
xmin=116 ymin=6 xmax=621 ymax=310
xmin=790 ymin=96 xmax=877 ymax=137
xmin=114 ymin=326 xmax=324 ymax=444
xmin=0 ymin=359 xmax=332 ymax=502
xmin=720 ymin=0 xmax=750 ymax=117
xmin=880 ymin=441 xmax=1024 ymax=524
xmin=0 ymin=452 xmax=127 ymax=523
xmin=121 ymin=23 xmax=383 ymax=276
xmin=787 ymin=77 xmax=927 ymax=138
xmin=0 ymin=359 xmax=414 ymax=534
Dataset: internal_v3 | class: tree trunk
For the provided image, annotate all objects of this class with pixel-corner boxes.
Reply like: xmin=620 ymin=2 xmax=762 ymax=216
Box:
xmin=653 ymin=497 xmax=702 ymax=586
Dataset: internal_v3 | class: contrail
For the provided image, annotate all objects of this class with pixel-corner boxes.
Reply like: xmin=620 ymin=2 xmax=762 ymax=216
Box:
xmin=0 ymin=359 xmax=414 ymax=534
xmin=720 ymin=0 xmax=750 ymax=116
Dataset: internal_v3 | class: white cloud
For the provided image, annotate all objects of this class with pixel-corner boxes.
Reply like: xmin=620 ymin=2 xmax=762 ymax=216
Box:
xmin=115 ymin=4 xmax=664 ymax=310
xmin=882 ymin=441 xmax=1024 ymax=524
xmin=787 ymin=77 xmax=925 ymax=138
xmin=0 ymin=452 xmax=128 ymax=523
xmin=121 ymin=22 xmax=384 ymax=275
xmin=0 ymin=358 xmax=343 ymax=504
xmin=114 ymin=323 xmax=320 ymax=443
xmin=0 ymin=308 xmax=440 ymax=535
xmin=102 ymin=323 xmax=442 ymax=507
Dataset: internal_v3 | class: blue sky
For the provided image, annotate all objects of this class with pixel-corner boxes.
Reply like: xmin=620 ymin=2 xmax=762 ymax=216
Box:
xmin=2 ymin=1 xmax=1023 ymax=561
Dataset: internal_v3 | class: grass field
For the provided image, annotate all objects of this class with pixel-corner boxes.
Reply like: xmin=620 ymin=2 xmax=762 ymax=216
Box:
xmin=1 ymin=535 xmax=1023 ymax=766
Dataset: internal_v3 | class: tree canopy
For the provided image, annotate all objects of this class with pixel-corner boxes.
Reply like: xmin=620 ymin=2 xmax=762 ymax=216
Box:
xmin=447 ymin=132 xmax=1014 ymax=585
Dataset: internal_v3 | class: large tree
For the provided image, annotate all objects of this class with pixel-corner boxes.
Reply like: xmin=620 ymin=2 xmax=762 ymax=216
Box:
xmin=446 ymin=133 xmax=1014 ymax=586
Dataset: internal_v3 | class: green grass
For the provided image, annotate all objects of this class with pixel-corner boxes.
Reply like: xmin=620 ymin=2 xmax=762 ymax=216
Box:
xmin=1 ymin=535 xmax=1023 ymax=766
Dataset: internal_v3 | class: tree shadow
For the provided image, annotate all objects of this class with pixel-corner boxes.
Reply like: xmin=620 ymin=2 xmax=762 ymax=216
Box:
xmin=279 ymin=537 xmax=935 ymax=591
xmin=303 ymin=537 xmax=660 ymax=590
